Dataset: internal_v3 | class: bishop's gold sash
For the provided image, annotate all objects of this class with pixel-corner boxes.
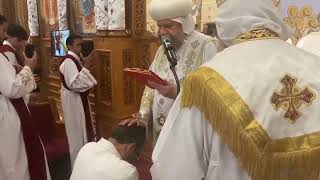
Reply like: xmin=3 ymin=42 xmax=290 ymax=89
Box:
xmin=181 ymin=67 xmax=320 ymax=180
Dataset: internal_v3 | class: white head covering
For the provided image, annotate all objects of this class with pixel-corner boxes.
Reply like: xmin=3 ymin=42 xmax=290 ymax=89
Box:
xmin=215 ymin=0 xmax=293 ymax=46
xmin=148 ymin=0 xmax=197 ymax=34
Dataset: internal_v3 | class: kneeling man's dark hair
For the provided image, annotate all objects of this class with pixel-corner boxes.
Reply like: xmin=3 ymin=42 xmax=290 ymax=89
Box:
xmin=111 ymin=124 xmax=146 ymax=151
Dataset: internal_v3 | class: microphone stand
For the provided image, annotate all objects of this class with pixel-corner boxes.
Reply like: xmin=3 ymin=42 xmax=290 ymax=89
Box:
xmin=161 ymin=35 xmax=181 ymax=97
xmin=168 ymin=59 xmax=180 ymax=96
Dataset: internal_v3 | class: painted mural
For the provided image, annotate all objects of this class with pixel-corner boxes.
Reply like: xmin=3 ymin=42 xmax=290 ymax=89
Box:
xmin=41 ymin=0 xmax=59 ymax=37
xmin=280 ymin=0 xmax=320 ymax=44
xmin=75 ymin=0 xmax=96 ymax=34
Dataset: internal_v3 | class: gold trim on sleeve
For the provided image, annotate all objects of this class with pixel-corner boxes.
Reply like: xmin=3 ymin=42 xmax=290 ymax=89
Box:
xmin=181 ymin=67 xmax=320 ymax=180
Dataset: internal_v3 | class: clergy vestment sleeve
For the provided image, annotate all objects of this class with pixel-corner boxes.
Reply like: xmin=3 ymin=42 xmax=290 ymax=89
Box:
xmin=0 ymin=55 xmax=36 ymax=98
xmin=60 ymin=59 xmax=97 ymax=92
xmin=139 ymin=86 xmax=154 ymax=125
xmin=202 ymin=39 xmax=219 ymax=63
xmin=139 ymin=55 xmax=158 ymax=125
xmin=151 ymin=94 xmax=215 ymax=180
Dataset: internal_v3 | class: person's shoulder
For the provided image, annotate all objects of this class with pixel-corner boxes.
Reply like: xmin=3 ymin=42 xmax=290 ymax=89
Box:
xmin=192 ymin=30 xmax=214 ymax=41
xmin=297 ymin=32 xmax=320 ymax=47
xmin=76 ymin=142 xmax=97 ymax=155
xmin=109 ymin=158 xmax=138 ymax=180
xmin=118 ymin=159 xmax=137 ymax=171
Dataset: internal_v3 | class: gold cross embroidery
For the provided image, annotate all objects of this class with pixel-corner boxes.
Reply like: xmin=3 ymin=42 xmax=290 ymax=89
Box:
xmin=271 ymin=75 xmax=315 ymax=123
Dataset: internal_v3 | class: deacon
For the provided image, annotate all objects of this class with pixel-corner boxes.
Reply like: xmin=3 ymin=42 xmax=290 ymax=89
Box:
xmin=0 ymin=25 xmax=51 ymax=180
xmin=59 ymin=34 xmax=97 ymax=167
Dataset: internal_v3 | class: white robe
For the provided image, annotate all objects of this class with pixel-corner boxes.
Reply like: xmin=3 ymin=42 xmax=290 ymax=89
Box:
xmin=139 ymin=31 xmax=220 ymax=145
xmin=70 ymin=138 xmax=139 ymax=180
xmin=0 ymin=53 xmax=51 ymax=180
xmin=296 ymin=32 xmax=320 ymax=57
xmin=2 ymin=40 xmax=30 ymax=104
xmin=152 ymin=39 xmax=320 ymax=180
xmin=59 ymin=51 xmax=97 ymax=167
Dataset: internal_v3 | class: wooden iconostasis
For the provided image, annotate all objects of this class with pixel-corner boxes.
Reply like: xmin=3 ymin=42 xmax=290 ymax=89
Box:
xmin=1 ymin=0 xmax=158 ymax=158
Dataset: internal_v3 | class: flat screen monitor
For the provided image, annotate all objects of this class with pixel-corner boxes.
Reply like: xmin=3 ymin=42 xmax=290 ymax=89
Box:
xmin=51 ymin=30 xmax=70 ymax=57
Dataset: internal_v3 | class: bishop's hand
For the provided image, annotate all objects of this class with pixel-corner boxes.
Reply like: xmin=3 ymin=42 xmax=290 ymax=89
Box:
xmin=147 ymin=80 xmax=177 ymax=99
xmin=119 ymin=113 xmax=146 ymax=127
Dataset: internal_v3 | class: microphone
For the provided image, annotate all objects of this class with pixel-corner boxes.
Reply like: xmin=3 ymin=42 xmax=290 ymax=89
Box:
xmin=160 ymin=35 xmax=180 ymax=96
xmin=161 ymin=35 xmax=177 ymax=67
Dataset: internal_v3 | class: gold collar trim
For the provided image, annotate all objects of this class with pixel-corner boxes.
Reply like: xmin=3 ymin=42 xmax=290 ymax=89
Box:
xmin=181 ymin=67 xmax=320 ymax=180
xmin=233 ymin=28 xmax=280 ymax=44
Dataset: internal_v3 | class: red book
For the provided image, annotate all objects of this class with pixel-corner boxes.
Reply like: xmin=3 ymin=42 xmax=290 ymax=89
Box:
xmin=123 ymin=68 xmax=167 ymax=86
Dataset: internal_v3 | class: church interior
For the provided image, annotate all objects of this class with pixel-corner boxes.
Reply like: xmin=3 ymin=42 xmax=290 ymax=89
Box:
xmin=1 ymin=0 xmax=320 ymax=180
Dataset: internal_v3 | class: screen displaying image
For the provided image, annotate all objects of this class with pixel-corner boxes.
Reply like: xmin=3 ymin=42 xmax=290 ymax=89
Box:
xmin=51 ymin=30 xmax=70 ymax=57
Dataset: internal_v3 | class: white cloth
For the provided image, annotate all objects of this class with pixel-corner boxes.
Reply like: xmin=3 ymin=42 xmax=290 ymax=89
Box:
xmin=27 ymin=0 xmax=39 ymax=36
xmin=94 ymin=0 xmax=125 ymax=30
xmin=70 ymin=138 xmax=139 ymax=180
xmin=3 ymin=41 xmax=19 ymax=66
xmin=152 ymin=38 xmax=320 ymax=180
xmin=139 ymin=31 xmax=220 ymax=145
xmin=215 ymin=0 xmax=292 ymax=46
xmin=2 ymin=40 xmax=30 ymax=104
xmin=296 ymin=32 xmax=320 ymax=57
xmin=59 ymin=51 xmax=97 ymax=167
xmin=148 ymin=0 xmax=196 ymax=34
xmin=0 ymin=54 xmax=51 ymax=180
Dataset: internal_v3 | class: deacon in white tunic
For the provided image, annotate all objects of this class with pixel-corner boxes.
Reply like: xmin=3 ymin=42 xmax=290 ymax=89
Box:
xmin=70 ymin=125 xmax=146 ymax=180
xmin=296 ymin=32 xmax=320 ymax=57
xmin=59 ymin=35 xmax=97 ymax=167
xmin=152 ymin=0 xmax=320 ymax=180
xmin=121 ymin=0 xmax=222 ymax=145
xmin=1 ymin=39 xmax=31 ymax=104
xmin=0 ymin=42 xmax=51 ymax=179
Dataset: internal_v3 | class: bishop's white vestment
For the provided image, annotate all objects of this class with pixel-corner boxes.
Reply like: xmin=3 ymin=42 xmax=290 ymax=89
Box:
xmin=152 ymin=38 xmax=320 ymax=180
xmin=296 ymin=32 xmax=320 ymax=57
xmin=139 ymin=31 xmax=220 ymax=145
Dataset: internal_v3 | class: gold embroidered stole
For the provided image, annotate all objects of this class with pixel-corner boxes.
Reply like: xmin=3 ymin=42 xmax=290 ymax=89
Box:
xmin=233 ymin=28 xmax=279 ymax=44
xmin=181 ymin=67 xmax=320 ymax=180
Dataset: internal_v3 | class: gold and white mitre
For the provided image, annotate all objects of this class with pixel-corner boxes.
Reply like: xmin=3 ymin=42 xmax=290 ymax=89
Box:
xmin=181 ymin=29 xmax=320 ymax=180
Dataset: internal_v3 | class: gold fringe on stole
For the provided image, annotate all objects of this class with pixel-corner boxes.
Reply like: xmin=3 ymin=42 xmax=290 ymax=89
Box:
xmin=181 ymin=67 xmax=320 ymax=180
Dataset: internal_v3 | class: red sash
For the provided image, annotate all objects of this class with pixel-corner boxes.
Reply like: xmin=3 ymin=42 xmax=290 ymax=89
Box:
xmin=0 ymin=44 xmax=24 ymax=66
xmin=60 ymin=54 xmax=95 ymax=142
xmin=0 ymin=49 xmax=47 ymax=180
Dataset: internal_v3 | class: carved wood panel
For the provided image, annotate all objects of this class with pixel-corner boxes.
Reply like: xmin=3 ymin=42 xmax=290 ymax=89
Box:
xmin=123 ymin=49 xmax=135 ymax=105
xmin=96 ymin=49 xmax=112 ymax=107
xmin=46 ymin=47 xmax=61 ymax=78
xmin=141 ymin=44 xmax=151 ymax=69
xmin=134 ymin=0 xmax=146 ymax=35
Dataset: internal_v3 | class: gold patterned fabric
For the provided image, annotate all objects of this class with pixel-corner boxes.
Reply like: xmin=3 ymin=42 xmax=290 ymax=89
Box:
xmin=233 ymin=28 xmax=279 ymax=44
xmin=139 ymin=86 xmax=154 ymax=125
xmin=181 ymin=67 xmax=320 ymax=180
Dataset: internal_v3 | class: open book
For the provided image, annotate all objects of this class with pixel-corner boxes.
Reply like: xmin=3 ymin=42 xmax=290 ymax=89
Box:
xmin=123 ymin=68 xmax=167 ymax=86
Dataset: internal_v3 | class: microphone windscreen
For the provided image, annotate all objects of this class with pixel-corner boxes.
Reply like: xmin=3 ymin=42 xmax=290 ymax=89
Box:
xmin=161 ymin=35 xmax=173 ymax=48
